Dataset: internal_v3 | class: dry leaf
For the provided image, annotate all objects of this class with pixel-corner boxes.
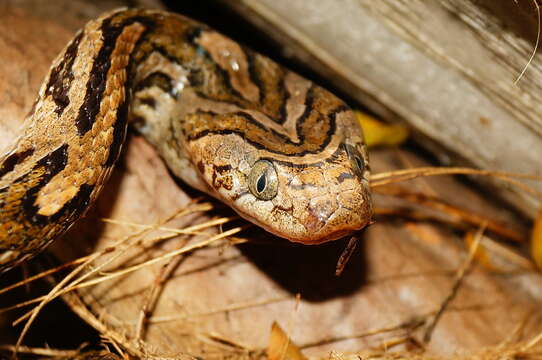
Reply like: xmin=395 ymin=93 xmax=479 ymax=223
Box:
xmin=268 ymin=322 xmax=307 ymax=360
xmin=355 ymin=110 xmax=409 ymax=148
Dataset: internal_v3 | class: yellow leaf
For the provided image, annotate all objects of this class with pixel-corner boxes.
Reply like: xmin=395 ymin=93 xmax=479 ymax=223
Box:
xmin=268 ymin=322 xmax=307 ymax=360
xmin=530 ymin=209 xmax=542 ymax=269
xmin=355 ymin=110 xmax=409 ymax=148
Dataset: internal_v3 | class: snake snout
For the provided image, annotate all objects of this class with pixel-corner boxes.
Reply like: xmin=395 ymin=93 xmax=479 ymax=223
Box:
xmin=295 ymin=188 xmax=371 ymax=245
xmin=305 ymin=197 xmax=337 ymax=234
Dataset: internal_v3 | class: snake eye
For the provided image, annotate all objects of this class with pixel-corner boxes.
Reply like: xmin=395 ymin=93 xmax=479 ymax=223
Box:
xmin=248 ymin=160 xmax=278 ymax=200
xmin=344 ymin=144 xmax=365 ymax=178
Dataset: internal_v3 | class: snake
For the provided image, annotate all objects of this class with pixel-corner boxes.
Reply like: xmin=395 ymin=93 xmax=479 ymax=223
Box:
xmin=0 ymin=8 xmax=372 ymax=273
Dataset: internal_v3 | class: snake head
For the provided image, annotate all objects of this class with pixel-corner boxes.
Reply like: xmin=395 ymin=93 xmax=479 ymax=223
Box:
xmin=192 ymin=131 xmax=373 ymax=245
xmin=172 ymin=71 xmax=373 ymax=244
xmin=244 ymin=142 xmax=372 ymax=244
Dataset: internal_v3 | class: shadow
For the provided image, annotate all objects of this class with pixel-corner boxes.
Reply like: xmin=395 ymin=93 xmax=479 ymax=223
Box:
xmin=163 ymin=1 xmax=278 ymax=55
xmin=236 ymin=228 xmax=369 ymax=302
xmin=166 ymin=196 xmax=370 ymax=302
xmin=161 ymin=0 xmax=363 ymax=107
xmin=468 ymin=0 xmax=540 ymax=45
xmin=0 ymin=268 xmax=100 ymax=350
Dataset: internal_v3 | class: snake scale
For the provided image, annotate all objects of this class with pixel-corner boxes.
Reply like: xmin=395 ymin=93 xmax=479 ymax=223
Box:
xmin=0 ymin=8 xmax=372 ymax=273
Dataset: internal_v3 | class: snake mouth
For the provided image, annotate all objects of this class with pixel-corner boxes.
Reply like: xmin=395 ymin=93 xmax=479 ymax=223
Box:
xmin=294 ymin=225 xmax=367 ymax=245
xmin=294 ymin=197 xmax=372 ymax=245
xmin=299 ymin=214 xmax=375 ymax=245
xmin=302 ymin=229 xmax=357 ymax=245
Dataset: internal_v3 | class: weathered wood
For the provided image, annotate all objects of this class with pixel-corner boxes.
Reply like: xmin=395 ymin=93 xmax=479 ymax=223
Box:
xmin=219 ymin=0 xmax=542 ymax=217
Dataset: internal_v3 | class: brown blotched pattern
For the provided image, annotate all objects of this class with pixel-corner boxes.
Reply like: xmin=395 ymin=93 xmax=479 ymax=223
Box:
xmin=0 ymin=9 xmax=372 ymax=273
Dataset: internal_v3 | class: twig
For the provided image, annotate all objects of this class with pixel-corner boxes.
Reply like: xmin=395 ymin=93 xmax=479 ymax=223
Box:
xmin=423 ymin=223 xmax=487 ymax=343
xmin=135 ymin=250 xmax=186 ymax=341
xmin=370 ymin=166 xmax=542 ymax=199
xmin=374 ymin=185 xmax=525 ymax=242
xmin=335 ymin=236 xmax=359 ymax=276
xmin=148 ymin=296 xmax=291 ymax=324
xmin=14 ymin=226 xmax=244 ymax=326
xmin=12 ymin=204 xmax=209 ymax=353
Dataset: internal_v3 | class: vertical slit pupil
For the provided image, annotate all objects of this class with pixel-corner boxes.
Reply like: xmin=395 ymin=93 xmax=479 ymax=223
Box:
xmin=257 ymin=173 xmax=267 ymax=193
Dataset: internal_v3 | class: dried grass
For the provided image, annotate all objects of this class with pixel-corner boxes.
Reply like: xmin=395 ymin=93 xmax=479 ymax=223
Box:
xmin=2 ymin=162 xmax=542 ymax=359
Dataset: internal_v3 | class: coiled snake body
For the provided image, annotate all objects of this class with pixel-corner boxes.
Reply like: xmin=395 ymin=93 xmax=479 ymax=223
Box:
xmin=0 ymin=8 xmax=372 ymax=273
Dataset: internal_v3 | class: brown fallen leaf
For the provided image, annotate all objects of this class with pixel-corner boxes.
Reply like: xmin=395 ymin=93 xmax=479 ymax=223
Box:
xmin=268 ymin=322 xmax=307 ymax=360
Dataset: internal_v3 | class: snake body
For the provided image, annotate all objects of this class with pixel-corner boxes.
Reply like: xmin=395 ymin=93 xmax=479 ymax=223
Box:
xmin=0 ymin=8 xmax=372 ymax=273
